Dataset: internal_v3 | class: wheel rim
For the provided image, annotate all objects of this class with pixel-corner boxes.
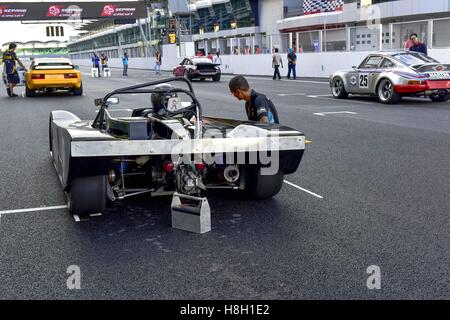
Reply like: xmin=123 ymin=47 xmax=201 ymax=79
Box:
xmin=380 ymin=81 xmax=393 ymax=101
xmin=333 ymin=79 xmax=342 ymax=96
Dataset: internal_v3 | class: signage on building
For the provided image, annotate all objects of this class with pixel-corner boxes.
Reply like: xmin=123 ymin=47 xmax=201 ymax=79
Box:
xmin=168 ymin=32 xmax=177 ymax=44
xmin=303 ymin=0 xmax=344 ymax=15
xmin=0 ymin=2 xmax=147 ymax=21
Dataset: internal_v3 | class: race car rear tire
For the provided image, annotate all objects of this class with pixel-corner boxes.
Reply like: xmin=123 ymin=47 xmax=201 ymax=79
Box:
xmin=429 ymin=93 xmax=450 ymax=102
xmin=331 ymin=77 xmax=348 ymax=99
xmin=25 ymin=85 xmax=35 ymax=97
xmin=73 ymin=83 xmax=83 ymax=96
xmin=377 ymin=79 xmax=401 ymax=104
xmin=244 ymin=166 xmax=284 ymax=200
xmin=68 ymin=175 xmax=106 ymax=217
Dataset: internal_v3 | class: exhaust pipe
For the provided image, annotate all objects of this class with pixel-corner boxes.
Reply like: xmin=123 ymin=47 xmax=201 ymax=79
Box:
xmin=224 ymin=165 xmax=240 ymax=183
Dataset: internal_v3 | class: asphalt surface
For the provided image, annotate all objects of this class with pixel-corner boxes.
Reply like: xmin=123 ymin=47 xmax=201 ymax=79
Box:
xmin=0 ymin=66 xmax=449 ymax=299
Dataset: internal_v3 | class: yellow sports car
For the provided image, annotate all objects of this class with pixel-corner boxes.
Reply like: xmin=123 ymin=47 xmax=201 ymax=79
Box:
xmin=25 ymin=58 xmax=82 ymax=97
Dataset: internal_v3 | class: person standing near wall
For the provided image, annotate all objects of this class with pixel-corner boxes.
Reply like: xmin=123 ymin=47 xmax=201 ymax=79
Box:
xmin=100 ymin=52 xmax=108 ymax=73
xmin=272 ymin=48 xmax=283 ymax=80
xmin=2 ymin=42 xmax=26 ymax=97
xmin=92 ymin=53 xmax=101 ymax=77
xmin=155 ymin=50 xmax=161 ymax=75
xmin=409 ymin=33 xmax=428 ymax=55
xmin=287 ymin=48 xmax=297 ymax=80
xmin=214 ymin=51 xmax=222 ymax=65
xmin=122 ymin=52 xmax=129 ymax=76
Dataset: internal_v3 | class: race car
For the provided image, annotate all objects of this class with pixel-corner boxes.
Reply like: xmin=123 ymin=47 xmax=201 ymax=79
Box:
xmin=330 ymin=51 xmax=450 ymax=104
xmin=49 ymin=77 xmax=305 ymax=220
xmin=24 ymin=57 xmax=82 ymax=97
xmin=173 ymin=57 xmax=221 ymax=81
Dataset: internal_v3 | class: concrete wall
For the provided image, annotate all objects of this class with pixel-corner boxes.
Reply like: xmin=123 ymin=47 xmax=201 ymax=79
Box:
xmin=259 ymin=0 xmax=284 ymax=35
xmin=73 ymin=46 xmax=450 ymax=78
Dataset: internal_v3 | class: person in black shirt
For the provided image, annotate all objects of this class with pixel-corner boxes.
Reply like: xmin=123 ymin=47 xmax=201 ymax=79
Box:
xmin=2 ymin=43 xmax=26 ymax=97
xmin=229 ymin=75 xmax=279 ymax=124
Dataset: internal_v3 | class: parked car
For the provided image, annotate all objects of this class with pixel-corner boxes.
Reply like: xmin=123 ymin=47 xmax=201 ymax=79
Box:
xmin=24 ymin=57 xmax=82 ymax=97
xmin=173 ymin=57 xmax=221 ymax=81
xmin=330 ymin=51 xmax=450 ymax=104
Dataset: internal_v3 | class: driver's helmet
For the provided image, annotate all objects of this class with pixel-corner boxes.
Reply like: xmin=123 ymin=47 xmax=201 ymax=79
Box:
xmin=151 ymin=83 xmax=177 ymax=116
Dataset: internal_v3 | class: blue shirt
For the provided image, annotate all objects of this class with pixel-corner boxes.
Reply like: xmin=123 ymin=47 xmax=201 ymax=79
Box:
xmin=409 ymin=43 xmax=427 ymax=55
xmin=122 ymin=56 xmax=129 ymax=65
xmin=2 ymin=50 xmax=18 ymax=75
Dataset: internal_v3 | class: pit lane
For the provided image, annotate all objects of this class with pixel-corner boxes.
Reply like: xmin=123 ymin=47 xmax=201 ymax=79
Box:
xmin=0 ymin=66 xmax=449 ymax=299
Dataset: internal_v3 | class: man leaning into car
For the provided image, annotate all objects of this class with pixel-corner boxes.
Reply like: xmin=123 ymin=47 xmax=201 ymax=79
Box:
xmin=229 ymin=75 xmax=279 ymax=124
xmin=2 ymin=43 xmax=26 ymax=97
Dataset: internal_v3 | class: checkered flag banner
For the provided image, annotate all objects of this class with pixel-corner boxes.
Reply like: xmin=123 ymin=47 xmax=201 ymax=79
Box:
xmin=303 ymin=0 xmax=344 ymax=15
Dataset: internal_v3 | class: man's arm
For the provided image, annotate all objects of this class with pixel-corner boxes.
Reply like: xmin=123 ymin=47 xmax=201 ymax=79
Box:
xmin=14 ymin=53 xmax=26 ymax=69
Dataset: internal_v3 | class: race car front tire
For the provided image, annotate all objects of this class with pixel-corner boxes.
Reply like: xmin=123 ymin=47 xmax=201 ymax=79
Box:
xmin=429 ymin=93 xmax=450 ymax=102
xmin=68 ymin=175 xmax=106 ymax=217
xmin=25 ymin=86 xmax=35 ymax=97
xmin=73 ymin=83 xmax=83 ymax=96
xmin=331 ymin=77 xmax=348 ymax=99
xmin=377 ymin=79 xmax=401 ymax=104
xmin=212 ymin=75 xmax=221 ymax=82
xmin=244 ymin=166 xmax=284 ymax=200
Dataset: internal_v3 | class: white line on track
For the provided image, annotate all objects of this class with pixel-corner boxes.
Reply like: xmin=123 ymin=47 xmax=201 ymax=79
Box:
xmin=313 ymin=111 xmax=357 ymax=116
xmin=283 ymin=180 xmax=323 ymax=199
xmin=278 ymin=93 xmax=307 ymax=97
xmin=306 ymin=95 xmax=374 ymax=105
xmin=0 ymin=205 xmax=68 ymax=216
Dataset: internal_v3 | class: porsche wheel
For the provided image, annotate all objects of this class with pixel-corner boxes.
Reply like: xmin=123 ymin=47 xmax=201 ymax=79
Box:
xmin=331 ymin=77 xmax=348 ymax=99
xmin=377 ymin=79 xmax=401 ymax=104
xmin=73 ymin=83 xmax=83 ymax=96
xmin=429 ymin=93 xmax=450 ymax=102
xmin=244 ymin=166 xmax=284 ymax=200
xmin=68 ymin=175 xmax=107 ymax=218
xmin=212 ymin=75 xmax=221 ymax=82
xmin=25 ymin=85 xmax=35 ymax=97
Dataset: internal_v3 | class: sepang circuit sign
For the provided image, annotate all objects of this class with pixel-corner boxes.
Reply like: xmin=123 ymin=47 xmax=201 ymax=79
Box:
xmin=0 ymin=2 xmax=147 ymax=21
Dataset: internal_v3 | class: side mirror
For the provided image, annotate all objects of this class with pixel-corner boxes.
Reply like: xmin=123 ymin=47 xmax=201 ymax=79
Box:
xmin=74 ymin=65 xmax=80 ymax=70
xmin=352 ymin=66 xmax=357 ymax=70
xmin=94 ymin=97 xmax=119 ymax=106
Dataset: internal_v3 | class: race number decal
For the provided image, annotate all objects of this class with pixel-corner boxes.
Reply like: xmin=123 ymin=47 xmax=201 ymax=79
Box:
xmin=359 ymin=74 xmax=369 ymax=88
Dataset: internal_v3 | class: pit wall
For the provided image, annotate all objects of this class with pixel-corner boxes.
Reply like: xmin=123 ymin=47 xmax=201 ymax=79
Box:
xmin=72 ymin=45 xmax=450 ymax=79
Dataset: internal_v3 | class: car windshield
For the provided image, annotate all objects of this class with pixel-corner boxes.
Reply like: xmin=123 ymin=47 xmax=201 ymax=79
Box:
xmin=392 ymin=53 xmax=439 ymax=66
xmin=33 ymin=62 xmax=74 ymax=70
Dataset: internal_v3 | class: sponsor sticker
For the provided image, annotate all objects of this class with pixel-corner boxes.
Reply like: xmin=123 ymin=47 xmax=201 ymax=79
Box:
xmin=350 ymin=76 xmax=357 ymax=86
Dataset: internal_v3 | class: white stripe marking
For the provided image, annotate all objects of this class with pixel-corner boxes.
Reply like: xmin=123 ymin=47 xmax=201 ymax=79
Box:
xmin=313 ymin=111 xmax=357 ymax=116
xmin=284 ymin=180 xmax=323 ymax=199
xmin=308 ymin=95 xmax=374 ymax=105
xmin=278 ymin=93 xmax=306 ymax=97
xmin=0 ymin=205 xmax=68 ymax=216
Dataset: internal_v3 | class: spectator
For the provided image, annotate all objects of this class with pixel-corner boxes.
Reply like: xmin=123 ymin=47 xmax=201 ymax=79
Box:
xmin=92 ymin=53 xmax=101 ymax=77
xmin=155 ymin=50 xmax=162 ymax=75
xmin=272 ymin=48 xmax=283 ymax=80
xmin=287 ymin=48 xmax=297 ymax=80
xmin=122 ymin=52 xmax=129 ymax=76
xmin=214 ymin=51 xmax=222 ymax=65
xmin=207 ymin=52 xmax=214 ymax=62
xmin=409 ymin=33 xmax=427 ymax=55
xmin=100 ymin=52 xmax=108 ymax=73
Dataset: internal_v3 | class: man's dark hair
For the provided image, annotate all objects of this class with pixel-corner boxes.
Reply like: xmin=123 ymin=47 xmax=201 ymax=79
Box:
xmin=229 ymin=75 xmax=250 ymax=92
xmin=9 ymin=42 xmax=17 ymax=50
xmin=274 ymin=48 xmax=279 ymax=53
xmin=410 ymin=33 xmax=418 ymax=39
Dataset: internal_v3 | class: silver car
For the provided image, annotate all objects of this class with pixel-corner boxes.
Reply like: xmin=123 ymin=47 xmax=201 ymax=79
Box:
xmin=330 ymin=51 xmax=450 ymax=104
